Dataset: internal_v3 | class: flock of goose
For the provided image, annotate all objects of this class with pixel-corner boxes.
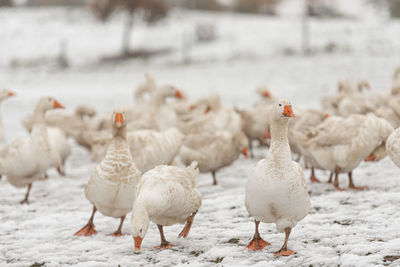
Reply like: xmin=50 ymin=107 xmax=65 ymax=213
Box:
xmin=1 ymin=66 xmax=400 ymax=257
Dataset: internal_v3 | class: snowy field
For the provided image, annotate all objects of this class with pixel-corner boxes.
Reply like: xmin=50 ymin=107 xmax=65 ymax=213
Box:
xmin=1 ymin=4 xmax=400 ymax=267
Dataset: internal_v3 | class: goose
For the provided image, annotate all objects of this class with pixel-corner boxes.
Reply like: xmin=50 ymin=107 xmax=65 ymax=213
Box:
xmin=0 ymin=89 xmax=16 ymax=143
xmin=386 ymin=127 xmax=400 ymax=168
xmin=85 ymin=128 xmax=184 ymax=172
xmin=391 ymin=66 xmax=400 ymax=95
xmin=238 ymin=106 xmax=270 ymax=158
xmin=180 ymin=93 xmax=242 ymax=135
xmin=253 ymin=85 xmax=277 ymax=107
xmin=45 ymin=105 xmax=97 ymax=150
xmin=321 ymin=79 xmax=369 ymax=116
xmin=298 ymin=114 xmax=393 ymax=190
xmin=289 ymin=109 xmax=330 ymax=182
xmin=23 ymin=100 xmax=72 ymax=176
xmin=245 ymin=100 xmax=310 ymax=257
xmin=124 ymin=73 xmax=157 ymax=122
xmin=131 ymin=162 xmax=201 ymax=252
xmin=180 ymin=130 xmax=249 ymax=185
xmin=75 ymin=110 xmax=141 ymax=236
xmin=142 ymin=85 xmax=184 ymax=130
xmin=0 ymin=97 xmax=64 ymax=203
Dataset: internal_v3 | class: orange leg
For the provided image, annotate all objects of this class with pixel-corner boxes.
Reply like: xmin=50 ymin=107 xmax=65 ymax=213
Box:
xmin=212 ymin=171 xmax=217 ymax=186
xmin=20 ymin=184 xmax=32 ymax=204
xmin=109 ymin=215 xmax=126 ymax=236
xmin=178 ymin=210 xmax=198 ymax=238
xmin=247 ymin=220 xmax=270 ymax=251
xmin=310 ymin=167 xmax=320 ymax=183
xmin=327 ymin=172 xmax=333 ymax=183
xmin=154 ymin=225 xmax=174 ymax=249
xmin=348 ymin=172 xmax=368 ymax=190
xmin=274 ymin=227 xmax=294 ymax=257
xmin=333 ymin=168 xmax=344 ymax=191
xmin=74 ymin=206 xmax=97 ymax=236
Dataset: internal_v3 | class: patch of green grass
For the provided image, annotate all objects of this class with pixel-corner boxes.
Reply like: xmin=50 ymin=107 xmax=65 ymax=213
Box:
xmin=227 ymin=238 xmax=239 ymax=244
xmin=211 ymin=257 xmax=224 ymax=263
xmin=190 ymin=250 xmax=204 ymax=257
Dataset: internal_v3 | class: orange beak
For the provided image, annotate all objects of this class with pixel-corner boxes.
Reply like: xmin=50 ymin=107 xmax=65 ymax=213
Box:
xmin=175 ymin=90 xmax=184 ymax=99
xmin=324 ymin=114 xmax=330 ymax=119
xmin=364 ymin=83 xmax=371 ymax=90
xmin=115 ymin=113 xmax=123 ymax=125
xmin=8 ymin=91 xmax=15 ymax=97
xmin=53 ymin=100 xmax=65 ymax=109
xmin=242 ymin=147 xmax=248 ymax=158
xmin=365 ymin=155 xmax=375 ymax=162
xmin=263 ymin=130 xmax=271 ymax=140
xmin=283 ymin=105 xmax=295 ymax=117
xmin=263 ymin=90 xmax=271 ymax=98
xmin=134 ymin=236 xmax=142 ymax=253
xmin=205 ymin=106 xmax=211 ymax=114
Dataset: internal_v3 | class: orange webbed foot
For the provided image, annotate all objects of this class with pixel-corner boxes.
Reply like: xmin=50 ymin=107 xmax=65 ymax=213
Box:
xmin=349 ymin=185 xmax=368 ymax=191
xmin=310 ymin=176 xmax=321 ymax=183
xmin=74 ymin=224 xmax=97 ymax=236
xmin=274 ymin=249 xmax=294 ymax=257
xmin=246 ymin=237 xmax=271 ymax=251
xmin=154 ymin=243 xmax=175 ymax=250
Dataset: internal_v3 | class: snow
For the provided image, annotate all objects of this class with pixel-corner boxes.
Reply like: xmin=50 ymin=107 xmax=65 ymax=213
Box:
xmin=1 ymin=5 xmax=400 ymax=267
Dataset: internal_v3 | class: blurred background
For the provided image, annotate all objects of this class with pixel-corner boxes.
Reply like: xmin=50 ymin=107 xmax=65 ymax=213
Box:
xmin=1 ymin=0 xmax=400 ymax=136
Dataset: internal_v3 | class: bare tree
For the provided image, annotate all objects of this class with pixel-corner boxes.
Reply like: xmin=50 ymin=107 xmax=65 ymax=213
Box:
xmin=89 ymin=0 xmax=168 ymax=55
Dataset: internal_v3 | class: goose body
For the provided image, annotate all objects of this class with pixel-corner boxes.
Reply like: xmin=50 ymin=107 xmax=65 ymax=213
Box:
xmin=300 ymin=114 xmax=393 ymax=189
xmin=180 ymin=94 xmax=241 ymax=135
xmin=0 ymin=89 xmax=15 ymax=143
xmin=386 ymin=127 xmax=400 ymax=168
xmin=131 ymin=162 xmax=201 ymax=252
xmin=245 ymin=100 xmax=310 ymax=257
xmin=180 ymin=130 xmax=248 ymax=184
xmin=86 ymin=128 xmax=184 ymax=172
xmin=0 ymin=97 xmax=64 ymax=203
xmin=75 ymin=111 xmax=141 ymax=236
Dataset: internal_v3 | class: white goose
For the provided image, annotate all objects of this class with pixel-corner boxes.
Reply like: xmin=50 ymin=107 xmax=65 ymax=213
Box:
xmin=289 ymin=109 xmax=330 ymax=182
xmin=131 ymin=162 xmax=201 ymax=252
xmin=45 ymin=105 xmax=97 ymax=150
xmin=75 ymin=110 xmax=141 ymax=236
xmin=386 ymin=127 xmax=400 ymax=168
xmin=391 ymin=66 xmax=400 ymax=95
xmin=23 ymin=99 xmax=71 ymax=176
xmin=300 ymin=114 xmax=393 ymax=190
xmin=180 ymin=93 xmax=242 ymax=135
xmin=85 ymin=127 xmax=184 ymax=172
xmin=245 ymin=100 xmax=310 ymax=257
xmin=0 ymin=97 xmax=64 ymax=203
xmin=180 ymin=130 xmax=248 ymax=185
xmin=0 ymin=89 xmax=16 ymax=143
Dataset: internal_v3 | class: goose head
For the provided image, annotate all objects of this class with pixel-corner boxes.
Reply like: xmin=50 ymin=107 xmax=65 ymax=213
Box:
xmin=270 ymin=99 xmax=295 ymax=122
xmin=112 ymin=109 xmax=126 ymax=129
xmin=160 ymin=85 xmax=185 ymax=99
xmin=357 ymin=80 xmax=370 ymax=92
xmin=0 ymin=89 xmax=16 ymax=102
xmin=75 ymin=105 xmax=97 ymax=119
xmin=257 ymin=86 xmax=271 ymax=98
xmin=233 ymin=131 xmax=249 ymax=158
xmin=36 ymin=97 xmax=65 ymax=113
xmin=131 ymin=206 xmax=150 ymax=253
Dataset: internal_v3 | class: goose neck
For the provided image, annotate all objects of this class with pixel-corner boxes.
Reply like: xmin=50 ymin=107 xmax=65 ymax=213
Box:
xmin=112 ymin=125 xmax=127 ymax=139
xmin=269 ymin=119 xmax=291 ymax=156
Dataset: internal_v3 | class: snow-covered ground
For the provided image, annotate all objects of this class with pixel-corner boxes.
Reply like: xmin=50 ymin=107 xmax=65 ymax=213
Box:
xmin=1 ymin=5 xmax=400 ymax=267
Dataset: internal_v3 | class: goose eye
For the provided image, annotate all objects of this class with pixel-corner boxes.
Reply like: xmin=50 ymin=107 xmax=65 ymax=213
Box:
xmin=139 ymin=229 xmax=142 ymax=234
xmin=279 ymin=104 xmax=282 ymax=107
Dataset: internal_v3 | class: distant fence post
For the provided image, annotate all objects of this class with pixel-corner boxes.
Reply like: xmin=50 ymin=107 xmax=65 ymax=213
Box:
xmin=390 ymin=0 xmax=400 ymax=18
